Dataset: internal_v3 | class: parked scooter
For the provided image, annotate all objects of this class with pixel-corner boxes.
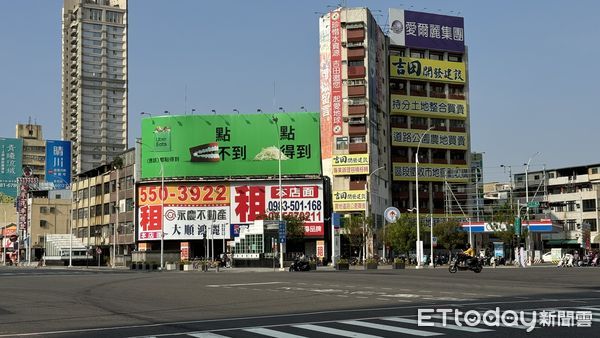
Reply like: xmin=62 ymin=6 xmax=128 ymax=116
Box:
xmin=449 ymin=255 xmax=483 ymax=273
xmin=289 ymin=258 xmax=311 ymax=272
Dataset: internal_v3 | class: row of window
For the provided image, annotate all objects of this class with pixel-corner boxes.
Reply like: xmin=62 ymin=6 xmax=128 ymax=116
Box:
xmin=390 ymin=115 xmax=465 ymax=129
xmin=73 ymin=198 xmax=134 ymax=220
xmin=390 ymin=47 xmax=463 ymax=62
xmin=390 ymin=79 xmax=465 ymax=98
xmin=75 ymin=176 xmax=133 ymax=200
xmin=84 ymin=9 xmax=124 ymax=24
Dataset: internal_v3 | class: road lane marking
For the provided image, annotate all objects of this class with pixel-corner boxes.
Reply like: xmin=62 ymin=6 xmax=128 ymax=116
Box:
xmin=206 ymin=282 xmax=286 ymax=287
xmin=243 ymin=327 xmax=306 ymax=338
xmin=340 ymin=320 xmax=443 ymax=336
xmin=187 ymin=333 xmax=230 ymax=338
xmin=293 ymin=324 xmax=383 ymax=337
xmin=382 ymin=317 xmax=492 ymax=332
xmin=430 ymin=315 xmax=529 ymax=330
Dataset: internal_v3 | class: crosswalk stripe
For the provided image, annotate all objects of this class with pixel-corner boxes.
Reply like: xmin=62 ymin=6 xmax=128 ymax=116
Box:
xmin=292 ymin=323 xmax=383 ymax=338
xmin=339 ymin=320 xmax=442 ymax=336
xmin=382 ymin=316 xmax=493 ymax=333
xmin=243 ymin=327 xmax=307 ymax=338
xmin=430 ymin=314 xmax=529 ymax=330
xmin=187 ymin=333 xmax=230 ymax=338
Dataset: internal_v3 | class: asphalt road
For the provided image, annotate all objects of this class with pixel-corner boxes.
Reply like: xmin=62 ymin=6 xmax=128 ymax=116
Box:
xmin=0 ymin=266 xmax=599 ymax=337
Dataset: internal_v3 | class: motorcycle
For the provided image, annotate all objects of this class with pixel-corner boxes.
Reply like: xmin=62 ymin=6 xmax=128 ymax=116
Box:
xmin=289 ymin=259 xmax=311 ymax=272
xmin=449 ymin=255 xmax=483 ymax=273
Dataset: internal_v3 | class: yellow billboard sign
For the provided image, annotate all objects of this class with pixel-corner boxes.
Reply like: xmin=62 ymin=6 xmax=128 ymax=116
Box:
xmin=390 ymin=56 xmax=466 ymax=84
xmin=391 ymin=128 xmax=468 ymax=150
xmin=332 ymin=154 xmax=369 ymax=175
xmin=332 ymin=190 xmax=367 ymax=212
xmin=391 ymin=95 xmax=468 ymax=119
xmin=392 ymin=163 xmax=469 ymax=183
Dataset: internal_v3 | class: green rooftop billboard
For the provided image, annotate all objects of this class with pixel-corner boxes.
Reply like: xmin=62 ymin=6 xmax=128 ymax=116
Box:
xmin=140 ymin=113 xmax=321 ymax=179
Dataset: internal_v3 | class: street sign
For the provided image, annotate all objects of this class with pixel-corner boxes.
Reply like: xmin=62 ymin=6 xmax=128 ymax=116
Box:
xmin=384 ymin=207 xmax=401 ymax=223
xmin=278 ymin=220 xmax=287 ymax=244
xmin=527 ymin=201 xmax=540 ymax=208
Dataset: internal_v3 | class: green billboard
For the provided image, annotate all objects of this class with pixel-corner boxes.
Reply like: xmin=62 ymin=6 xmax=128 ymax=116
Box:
xmin=140 ymin=113 xmax=321 ymax=179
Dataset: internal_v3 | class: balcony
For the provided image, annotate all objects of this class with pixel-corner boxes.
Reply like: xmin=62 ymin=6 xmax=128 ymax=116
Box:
xmin=410 ymin=123 xmax=428 ymax=130
xmin=450 ymin=159 xmax=467 ymax=165
xmin=349 ymin=142 xmax=367 ymax=154
xmin=392 ymin=156 xmax=409 ymax=163
xmin=390 ymin=121 xmax=408 ymax=128
xmin=349 ymin=125 xmax=367 ymax=135
xmin=393 ymin=191 xmax=410 ymax=199
xmin=346 ymin=28 xmax=365 ymax=42
xmin=449 ymin=93 xmax=465 ymax=100
xmin=430 ymin=92 xmax=446 ymax=99
xmin=347 ymin=85 xmax=366 ymax=97
xmin=348 ymin=66 xmax=366 ymax=78
xmin=409 ymin=89 xmax=427 ymax=97
xmin=348 ymin=104 xmax=366 ymax=115
xmin=432 ymin=158 xmax=448 ymax=164
xmin=349 ymin=180 xmax=367 ymax=190
xmin=347 ymin=47 xmax=365 ymax=60
xmin=110 ymin=233 xmax=134 ymax=245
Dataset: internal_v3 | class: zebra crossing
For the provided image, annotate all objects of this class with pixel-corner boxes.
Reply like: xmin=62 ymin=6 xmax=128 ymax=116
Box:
xmin=148 ymin=306 xmax=600 ymax=337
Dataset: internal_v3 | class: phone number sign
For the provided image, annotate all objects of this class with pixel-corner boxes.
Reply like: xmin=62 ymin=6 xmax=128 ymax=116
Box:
xmin=230 ymin=180 xmax=325 ymax=237
xmin=138 ymin=183 xmax=230 ymax=205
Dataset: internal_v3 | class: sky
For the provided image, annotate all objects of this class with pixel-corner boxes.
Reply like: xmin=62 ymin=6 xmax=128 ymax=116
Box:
xmin=0 ymin=0 xmax=598 ymax=183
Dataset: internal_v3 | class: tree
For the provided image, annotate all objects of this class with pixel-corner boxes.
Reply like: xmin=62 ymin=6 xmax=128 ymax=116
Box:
xmin=432 ymin=219 xmax=467 ymax=256
xmin=258 ymin=212 xmax=307 ymax=240
xmin=384 ymin=214 xmax=417 ymax=257
xmin=340 ymin=214 xmax=374 ymax=261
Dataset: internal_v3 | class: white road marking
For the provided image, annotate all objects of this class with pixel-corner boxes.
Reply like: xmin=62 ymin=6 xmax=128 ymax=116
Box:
xmin=340 ymin=320 xmax=443 ymax=336
xmin=243 ymin=327 xmax=306 ymax=338
xmin=383 ymin=316 xmax=493 ymax=332
xmin=187 ymin=333 xmax=230 ymax=338
xmin=206 ymin=282 xmax=286 ymax=287
xmin=431 ymin=315 xmax=529 ymax=330
xmin=293 ymin=323 xmax=383 ymax=338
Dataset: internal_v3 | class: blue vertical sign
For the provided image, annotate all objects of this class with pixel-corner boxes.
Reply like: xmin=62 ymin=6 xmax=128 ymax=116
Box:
xmin=45 ymin=140 xmax=71 ymax=189
xmin=278 ymin=220 xmax=287 ymax=244
xmin=0 ymin=138 xmax=23 ymax=203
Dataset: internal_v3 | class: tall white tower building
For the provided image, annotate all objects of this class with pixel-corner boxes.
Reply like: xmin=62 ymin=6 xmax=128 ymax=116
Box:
xmin=62 ymin=0 xmax=128 ymax=175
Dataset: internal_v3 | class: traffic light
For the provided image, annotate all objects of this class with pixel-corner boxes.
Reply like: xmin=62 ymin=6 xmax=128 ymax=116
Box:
xmin=514 ymin=217 xmax=522 ymax=236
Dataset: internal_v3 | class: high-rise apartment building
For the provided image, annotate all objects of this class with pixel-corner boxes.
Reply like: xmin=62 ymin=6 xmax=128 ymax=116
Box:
xmin=62 ymin=0 xmax=128 ymax=175
xmin=386 ymin=9 xmax=471 ymax=217
xmin=319 ymin=8 xmax=390 ymax=258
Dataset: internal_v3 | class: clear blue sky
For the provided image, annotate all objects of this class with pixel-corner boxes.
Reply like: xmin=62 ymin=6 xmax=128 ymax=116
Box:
xmin=1 ymin=0 xmax=598 ymax=183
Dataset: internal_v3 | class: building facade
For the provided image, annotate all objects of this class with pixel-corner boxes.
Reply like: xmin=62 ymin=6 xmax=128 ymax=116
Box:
xmin=318 ymin=8 xmax=391 ymax=259
xmin=26 ymin=189 xmax=72 ymax=261
xmin=16 ymin=123 xmax=46 ymax=181
xmin=387 ymin=9 xmax=471 ymax=218
xmin=513 ymin=163 xmax=600 ymax=250
xmin=71 ymin=147 xmax=135 ymax=265
xmin=62 ymin=0 xmax=128 ymax=175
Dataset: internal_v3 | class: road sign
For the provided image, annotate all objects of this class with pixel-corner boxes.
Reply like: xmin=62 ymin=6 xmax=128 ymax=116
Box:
xmin=527 ymin=201 xmax=540 ymax=208
xmin=278 ymin=220 xmax=287 ymax=244
xmin=432 ymin=236 xmax=438 ymax=247
xmin=384 ymin=207 xmax=401 ymax=223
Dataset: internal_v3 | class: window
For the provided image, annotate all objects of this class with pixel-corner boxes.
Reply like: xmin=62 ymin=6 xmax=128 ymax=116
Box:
xmin=448 ymin=53 xmax=463 ymax=62
xmin=389 ymin=48 xmax=405 ymax=56
xmin=431 ymin=118 xmax=446 ymax=128
xmin=104 ymin=182 xmax=110 ymax=194
xmin=410 ymin=49 xmax=425 ymax=58
xmin=585 ymin=219 xmax=598 ymax=232
xmin=566 ymin=220 xmax=576 ymax=231
xmin=40 ymin=207 xmax=48 ymax=213
xmin=126 ymin=198 xmax=134 ymax=212
xmin=390 ymin=115 xmax=407 ymax=125
xmin=449 ymin=85 xmax=465 ymax=99
xmin=96 ymin=204 xmax=102 ymax=216
xmin=90 ymin=206 xmax=95 ymax=218
xmin=390 ymin=79 xmax=407 ymax=94
xmin=429 ymin=52 xmax=443 ymax=60
xmin=86 ymin=8 xmax=102 ymax=21
xmin=582 ymin=199 xmax=596 ymax=212
xmin=411 ymin=116 xmax=427 ymax=127
xmin=348 ymin=60 xmax=364 ymax=67
xmin=40 ymin=220 xmax=48 ymax=227
xmin=429 ymin=83 xmax=445 ymax=98
xmin=350 ymin=136 xmax=365 ymax=143
xmin=592 ymin=168 xmax=599 ymax=174
xmin=336 ymin=137 xmax=349 ymax=150
xmin=103 ymin=203 xmax=110 ymax=215
xmin=105 ymin=11 xmax=123 ymax=24
xmin=410 ymin=81 xmax=426 ymax=96
xmin=450 ymin=119 xmax=465 ymax=129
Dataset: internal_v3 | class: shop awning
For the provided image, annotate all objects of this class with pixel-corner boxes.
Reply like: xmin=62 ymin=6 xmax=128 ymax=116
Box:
xmin=545 ymin=239 xmax=579 ymax=246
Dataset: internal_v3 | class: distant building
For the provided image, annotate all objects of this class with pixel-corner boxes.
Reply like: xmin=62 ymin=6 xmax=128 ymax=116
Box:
xmin=71 ymin=147 xmax=135 ymax=265
xmin=513 ymin=163 xmax=600 ymax=250
xmin=26 ymin=189 xmax=72 ymax=261
xmin=16 ymin=123 xmax=46 ymax=181
xmin=61 ymin=0 xmax=128 ymax=175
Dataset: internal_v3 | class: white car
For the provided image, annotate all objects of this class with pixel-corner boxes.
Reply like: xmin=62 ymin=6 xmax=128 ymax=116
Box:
xmin=542 ymin=251 xmax=553 ymax=263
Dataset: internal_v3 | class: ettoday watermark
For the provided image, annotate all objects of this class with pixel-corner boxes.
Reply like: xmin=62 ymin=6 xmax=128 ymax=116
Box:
xmin=418 ymin=307 xmax=593 ymax=332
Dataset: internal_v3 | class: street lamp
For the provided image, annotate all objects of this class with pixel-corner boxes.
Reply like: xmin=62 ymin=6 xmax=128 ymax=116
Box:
xmin=140 ymin=112 xmax=152 ymax=117
xmin=272 ymin=115 xmax=284 ymax=271
xmin=523 ymin=152 xmax=540 ymax=264
xmin=500 ymin=164 xmax=514 ymax=214
xmin=415 ymin=126 xmax=434 ymax=269
xmin=137 ymin=140 xmax=166 ymax=270
xmin=233 ymin=109 xmax=239 ymax=114
xmin=364 ymin=165 xmax=385 ymax=265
